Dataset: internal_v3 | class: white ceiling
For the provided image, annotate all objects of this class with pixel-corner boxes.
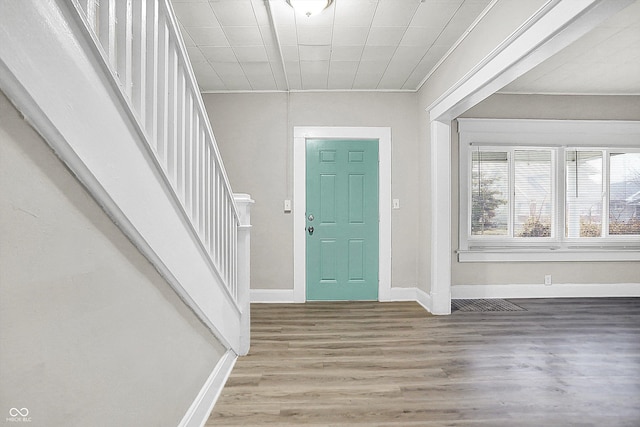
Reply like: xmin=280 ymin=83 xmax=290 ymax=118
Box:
xmin=172 ymin=0 xmax=492 ymax=91
xmin=172 ymin=0 xmax=640 ymax=94
xmin=499 ymin=0 xmax=640 ymax=95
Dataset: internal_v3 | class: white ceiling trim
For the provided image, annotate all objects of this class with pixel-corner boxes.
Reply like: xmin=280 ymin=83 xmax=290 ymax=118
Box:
xmin=497 ymin=90 xmax=640 ymax=96
xmin=428 ymin=0 xmax=634 ymax=121
xmin=199 ymin=88 xmax=417 ymax=94
xmin=416 ymin=0 xmax=499 ymax=92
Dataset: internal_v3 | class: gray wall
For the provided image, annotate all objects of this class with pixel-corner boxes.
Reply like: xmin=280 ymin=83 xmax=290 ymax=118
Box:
xmin=0 ymin=91 xmax=226 ymax=426
xmin=204 ymin=91 xmax=421 ymax=290
xmin=453 ymin=94 xmax=640 ymax=285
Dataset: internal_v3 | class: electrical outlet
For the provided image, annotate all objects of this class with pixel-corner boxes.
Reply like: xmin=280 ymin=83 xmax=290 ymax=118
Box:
xmin=544 ymin=275 xmax=552 ymax=286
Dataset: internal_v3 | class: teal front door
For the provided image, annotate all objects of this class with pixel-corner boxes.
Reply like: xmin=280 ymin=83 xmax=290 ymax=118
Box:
xmin=306 ymin=139 xmax=379 ymax=301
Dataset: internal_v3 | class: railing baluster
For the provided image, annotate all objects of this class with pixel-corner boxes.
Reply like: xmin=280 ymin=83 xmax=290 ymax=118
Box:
xmin=131 ymin=0 xmax=146 ymax=122
xmin=193 ymin=119 xmax=201 ymax=228
xmin=191 ymin=114 xmax=200 ymax=227
xmin=199 ymin=128 xmax=207 ymax=236
xmin=204 ymin=142 xmax=211 ymax=250
xmin=86 ymin=0 xmax=97 ymax=32
xmin=156 ymin=18 xmax=169 ymax=163
xmin=176 ymin=70 xmax=186 ymax=202
xmin=208 ymin=154 xmax=215 ymax=255
xmin=145 ymin=0 xmax=157 ymax=139
xmin=115 ymin=0 xmax=133 ymax=97
xmin=184 ymin=96 xmax=193 ymax=215
xmin=166 ymin=42 xmax=177 ymax=182
xmin=214 ymin=162 xmax=219 ymax=261
xmin=218 ymin=169 xmax=223 ymax=269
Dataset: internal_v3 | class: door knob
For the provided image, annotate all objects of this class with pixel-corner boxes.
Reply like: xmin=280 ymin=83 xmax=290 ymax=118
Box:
xmin=307 ymin=226 xmax=314 ymax=235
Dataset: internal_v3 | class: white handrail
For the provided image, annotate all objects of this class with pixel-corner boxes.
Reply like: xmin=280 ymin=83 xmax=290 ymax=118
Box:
xmin=72 ymin=0 xmax=241 ymax=304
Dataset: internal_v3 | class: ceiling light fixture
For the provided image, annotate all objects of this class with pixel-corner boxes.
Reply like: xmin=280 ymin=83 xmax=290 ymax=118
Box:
xmin=286 ymin=0 xmax=334 ymax=18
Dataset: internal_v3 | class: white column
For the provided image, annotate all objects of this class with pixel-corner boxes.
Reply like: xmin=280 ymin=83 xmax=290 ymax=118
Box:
xmin=430 ymin=120 xmax=452 ymax=315
xmin=234 ymin=193 xmax=254 ymax=356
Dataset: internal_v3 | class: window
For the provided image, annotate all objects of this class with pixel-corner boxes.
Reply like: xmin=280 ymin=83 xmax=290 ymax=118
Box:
xmin=471 ymin=149 xmax=554 ymax=238
xmin=609 ymin=152 xmax=640 ymax=235
xmin=458 ymin=119 xmax=640 ymax=262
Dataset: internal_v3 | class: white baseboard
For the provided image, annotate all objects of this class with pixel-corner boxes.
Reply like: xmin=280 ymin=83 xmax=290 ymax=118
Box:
xmin=382 ymin=287 xmax=435 ymax=314
xmin=415 ymin=288 xmax=434 ymax=313
xmin=250 ymin=287 xmax=437 ymax=315
xmin=178 ymin=350 xmax=237 ymax=427
xmin=452 ymin=283 xmax=640 ymax=299
xmin=386 ymin=287 xmax=417 ymax=301
xmin=250 ymin=288 xmax=296 ymax=303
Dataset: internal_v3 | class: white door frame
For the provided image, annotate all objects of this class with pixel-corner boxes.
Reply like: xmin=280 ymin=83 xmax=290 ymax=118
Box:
xmin=293 ymin=127 xmax=392 ymax=302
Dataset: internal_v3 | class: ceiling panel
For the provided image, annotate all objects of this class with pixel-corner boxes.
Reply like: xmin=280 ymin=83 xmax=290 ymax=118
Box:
xmin=209 ymin=1 xmax=257 ymax=26
xmin=330 ymin=45 xmax=365 ymax=61
xmin=371 ymin=0 xmax=420 ymax=27
xmin=333 ymin=1 xmax=377 ymax=27
xmin=223 ymin=27 xmax=264 ymax=46
xmin=360 ymin=45 xmax=397 ymax=62
xmin=366 ymin=27 xmax=407 ymax=46
xmin=233 ymin=46 xmax=269 ymax=62
xmin=297 ymin=26 xmax=333 ymax=45
xmin=200 ymin=46 xmax=236 ymax=62
xmin=185 ymin=27 xmax=229 ymax=46
xmin=172 ymin=3 xmax=220 ymax=28
xmin=332 ymin=27 xmax=370 ymax=46
xmin=299 ymin=45 xmax=332 ymax=61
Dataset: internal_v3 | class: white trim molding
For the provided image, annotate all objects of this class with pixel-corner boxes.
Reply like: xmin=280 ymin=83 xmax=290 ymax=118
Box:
xmin=178 ymin=350 xmax=237 ymax=427
xmin=293 ymin=126 xmax=392 ymax=303
xmin=250 ymin=286 xmax=440 ymax=315
xmin=428 ymin=0 xmax=634 ymax=122
xmin=416 ymin=288 xmax=434 ymax=313
xmin=250 ymin=289 xmax=296 ymax=303
xmin=388 ymin=287 xmax=420 ymax=302
xmin=387 ymin=287 xmax=436 ymax=314
xmin=452 ymin=283 xmax=640 ymax=299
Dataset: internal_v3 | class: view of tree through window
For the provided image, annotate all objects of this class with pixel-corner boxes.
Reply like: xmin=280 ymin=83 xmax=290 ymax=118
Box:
xmin=471 ymin=151 xmax=508 ymax=235
xmin=566 ymin=151 xmax=603 ymax=237
xmin=609 ymin=152 xmax=640 ymax=235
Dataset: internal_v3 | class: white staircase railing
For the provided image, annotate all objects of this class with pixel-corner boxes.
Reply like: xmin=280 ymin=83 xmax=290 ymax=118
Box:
xmin=0 ymin=0 xmax=251 ymax=354
xmin=71 ymin=0 xmax=242 ymax=306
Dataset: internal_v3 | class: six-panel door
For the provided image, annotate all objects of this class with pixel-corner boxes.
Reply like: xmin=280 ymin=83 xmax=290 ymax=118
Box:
xmin=306 ymin=139 xmax=379 ymax=300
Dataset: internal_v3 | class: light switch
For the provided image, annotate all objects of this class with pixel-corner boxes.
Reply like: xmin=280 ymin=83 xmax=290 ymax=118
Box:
xmin=393 ymin=199 xmax=400 ymax=209
xmin=284 ymin=199 xmax=292 ymax=213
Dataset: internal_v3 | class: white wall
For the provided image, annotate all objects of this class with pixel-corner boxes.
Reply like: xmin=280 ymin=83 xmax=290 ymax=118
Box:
xmin=452 ymin=93 xmax=640 ymax=286
xmin=0 ymin=91 xmax=226 ymax=426
xmin=203 ymin=91 xmax=420 ymax=292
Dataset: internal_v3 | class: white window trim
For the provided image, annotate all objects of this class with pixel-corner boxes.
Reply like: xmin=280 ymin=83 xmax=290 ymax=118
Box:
xmin=458 ymin=119 xmax=640 ymax=262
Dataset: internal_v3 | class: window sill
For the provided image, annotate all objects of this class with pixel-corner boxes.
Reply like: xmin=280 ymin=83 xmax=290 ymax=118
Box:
xmin=457 ymin=248 xmax=640 ymax=263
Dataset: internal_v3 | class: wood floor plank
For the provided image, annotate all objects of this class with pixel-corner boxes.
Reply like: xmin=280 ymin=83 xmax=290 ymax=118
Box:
xmin=207 ymin=298 xmax=640 ymax=426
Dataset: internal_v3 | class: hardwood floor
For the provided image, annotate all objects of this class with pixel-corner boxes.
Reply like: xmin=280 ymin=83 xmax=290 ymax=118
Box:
xmin=207 ymin=299 xmax=640 ymax=426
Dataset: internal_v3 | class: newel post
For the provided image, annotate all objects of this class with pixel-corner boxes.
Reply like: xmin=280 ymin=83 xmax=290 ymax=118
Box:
xmin=234 ymin=193 xmax=254 ymax=356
